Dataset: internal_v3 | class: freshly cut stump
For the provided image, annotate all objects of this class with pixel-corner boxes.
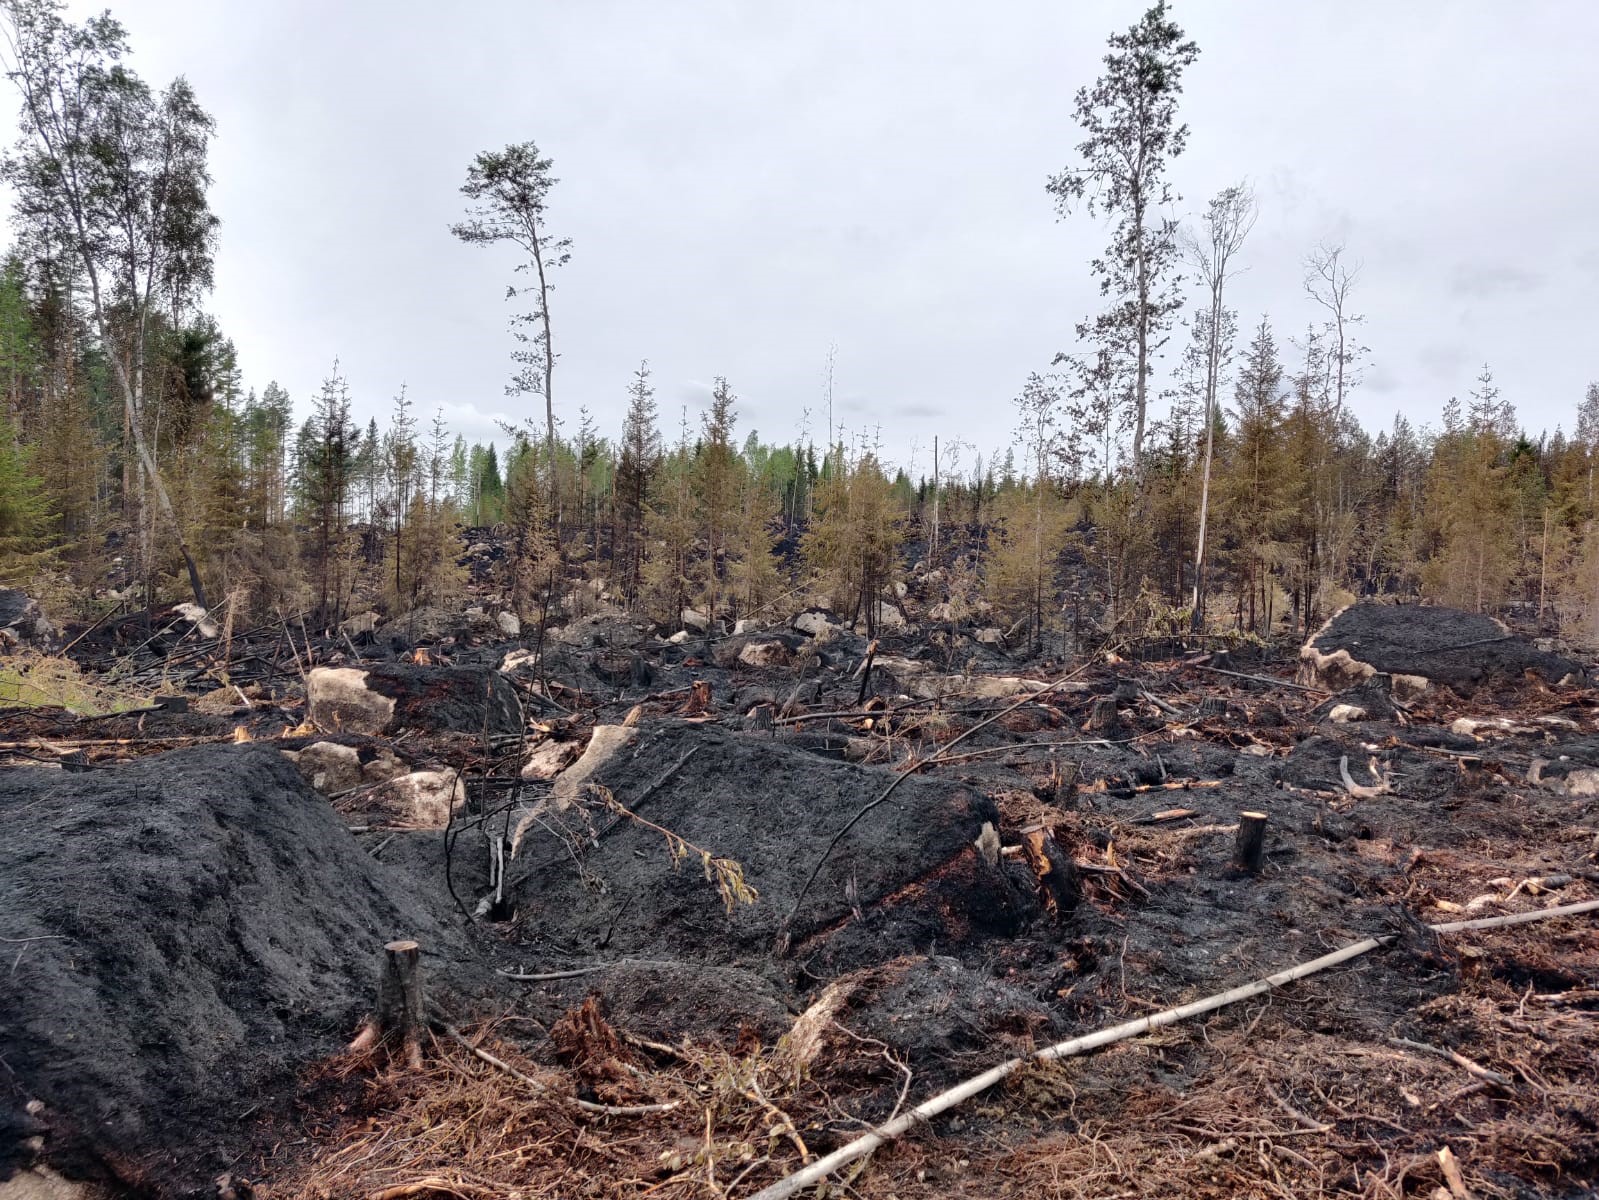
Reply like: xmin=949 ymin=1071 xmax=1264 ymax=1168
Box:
xmin=1232 ymin=812 xmax=1268 ymax=875
xmin=352 ymin=939 xmax=427 ymax=1068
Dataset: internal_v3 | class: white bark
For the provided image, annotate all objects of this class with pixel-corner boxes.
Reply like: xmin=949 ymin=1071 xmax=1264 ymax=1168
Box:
xmin=747 ymin=895 xmax=1599 ymax=1200
xmin=1183 ymin=186 xmax=1255 ymax=627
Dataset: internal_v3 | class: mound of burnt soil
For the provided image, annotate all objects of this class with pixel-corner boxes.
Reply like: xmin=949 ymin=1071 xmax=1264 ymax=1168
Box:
xmin=1279 ymin=733 xmax=1362 ymax=792
xmin=1300 ymin=603 xmax=1584 ymax=697
xmin=508 ymin=722 xmax=1016 ymax=977
xmin=0 ymin=745 xmax=481 ymax=1198
xmin=306 ymin=662 xmax=522 ymax=736
xmin=833 ymin=955 xmax=1061 ymax=1062
xmin=303 ymin=662 xmax=518 ymax=739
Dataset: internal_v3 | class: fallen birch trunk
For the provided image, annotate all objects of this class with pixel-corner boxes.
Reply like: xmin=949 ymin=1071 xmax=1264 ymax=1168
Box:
xmin=745 ymin=937 xmax=1384 ymax=1200
xmin=1428 ymin=897 xmax=1599 ymax=933
xmin=744 ymin=899 xmax=1599 ymax=1200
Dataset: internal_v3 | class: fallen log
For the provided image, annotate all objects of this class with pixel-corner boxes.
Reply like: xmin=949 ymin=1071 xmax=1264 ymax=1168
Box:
xmin=742 ymin=900 xmax=1599 ymax=1200
xmin=1339 ymin=754 xmax=1391 ymax=798
xmin=1140 ymin=688 xmax=1183 ymax=717
xmin=1131 ymin=807 xmax=1199 ymax=825
xmin=745 ymin=935 xmax=1388 ymax=1200
xmin=1429 ymin=897 xmax=1599 ymax=933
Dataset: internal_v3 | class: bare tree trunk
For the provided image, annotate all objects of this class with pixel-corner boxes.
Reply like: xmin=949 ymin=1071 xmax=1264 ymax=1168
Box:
xmin=1539 ymin=510 xmax=1550 ymax=619
xmin=121 ymin=339 xmax=207 ymax=608
xmin=1131 ymin=187 xmax=1149 ymax=476
xmin=1591 ymin=519 xmax=1599 ymax=644
xmin=79 ymin=242 xmax=207 ymax=607
xmin=1033 ymin=487 xmax=1044 ymax=655
xmin=1184 ymin=185 xmax=1254 ymax=631
xmin=1191 ymin=373 xmax=1218 ymax=628
xmin=528 ymin=225 xmax=558 ymax=541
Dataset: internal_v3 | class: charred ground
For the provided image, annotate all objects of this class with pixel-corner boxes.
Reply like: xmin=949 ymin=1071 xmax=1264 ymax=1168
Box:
xmin=2 ymin=587 xmax=1597 ymax=1200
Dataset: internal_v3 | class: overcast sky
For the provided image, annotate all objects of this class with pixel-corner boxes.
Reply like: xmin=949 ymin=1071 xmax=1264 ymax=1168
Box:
xmin=22 ymin=1 xmax=1599 ymax=475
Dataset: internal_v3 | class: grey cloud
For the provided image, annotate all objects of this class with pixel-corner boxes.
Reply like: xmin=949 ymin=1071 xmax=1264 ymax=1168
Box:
xmin=1361 ymin=362 xmax=1400 ymax=396
xmin=671 ymin=380 xmax=717 ymax=409
xmin=33 ymin=0 xmax=1599 ymax=461
xmin=1576 ymin=247 xmax=1599 ymax=279
xmin=1418 ymin=344 xmax=1470 ymax=381
xmin=1450 ymin=264 xmax=1545 ymax=297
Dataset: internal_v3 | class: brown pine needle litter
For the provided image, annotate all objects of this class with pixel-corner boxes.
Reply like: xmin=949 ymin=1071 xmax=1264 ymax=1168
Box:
xmin=268 ymin=997 xmax=916 ymax=1200
xmin=262 ymin=897 xmax=1599 ymax=1200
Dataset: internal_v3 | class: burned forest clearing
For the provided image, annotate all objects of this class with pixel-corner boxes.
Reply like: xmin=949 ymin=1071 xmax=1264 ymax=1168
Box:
xmin=4 ymin=0 xmax=1599 ymax=1197
xmin=3 ymin=578 xmax=1599 ymax=1200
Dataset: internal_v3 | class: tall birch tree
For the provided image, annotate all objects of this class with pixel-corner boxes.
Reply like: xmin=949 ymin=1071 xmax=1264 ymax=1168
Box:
xmin=1 ymin=0 xmax=218 ymax=605
xmin=1181 ymin=183 xmax=1254 ymax=626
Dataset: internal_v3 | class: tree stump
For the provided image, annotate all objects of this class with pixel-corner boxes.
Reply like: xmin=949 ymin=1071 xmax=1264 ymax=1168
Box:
xmin=681 ymin=679 xmax=713 ymax=716
xmin=1035 ymin=756 xmax=1078 ymax=808
xmin=1232 ymin=812 xmax=1268 ymax=875
xmin=1085 ymin=697 xmax=1119 ymax=734
xmin=591 ymin=651 xmax=650 ymax=688
xmin=350 ymin=938 xmax=426 ymax=1067
xmin=855 ymin=639 xmax=880 ymax=705
xmin=1021 ymin=826 xmax=1080 ymax=919
xmin=1197 ymin=695 xmax=1228 ymax=718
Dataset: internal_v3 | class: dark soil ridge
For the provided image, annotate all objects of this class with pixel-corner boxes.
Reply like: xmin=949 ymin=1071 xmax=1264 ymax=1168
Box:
xmin=0 ymin=745 xmax=484 ymax=1198
xmin=7 ymin=594 xmax=1599 ymax=1199
xmin=1302 ymin=602 xmax=1585 ymax=693
xmin=504 ymin=721 xmax=1017 ymax=976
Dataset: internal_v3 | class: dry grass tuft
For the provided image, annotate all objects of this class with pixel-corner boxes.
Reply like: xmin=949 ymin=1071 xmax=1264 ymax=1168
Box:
xmin=0 ymin=650 xmax=151 ymax=715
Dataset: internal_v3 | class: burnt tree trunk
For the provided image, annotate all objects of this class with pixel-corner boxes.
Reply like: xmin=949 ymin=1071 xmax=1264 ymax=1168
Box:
xmin=855 ymin=639 xmax=879 ymax=706
xmin=1085 ymin=697 xmax=1119 ymax=734
xmin=1022 ymin=826 xmax=1080 ymax=919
